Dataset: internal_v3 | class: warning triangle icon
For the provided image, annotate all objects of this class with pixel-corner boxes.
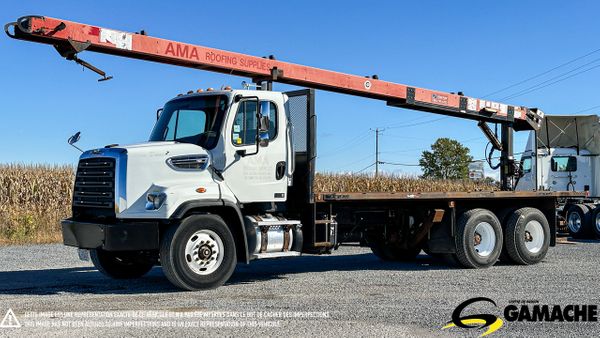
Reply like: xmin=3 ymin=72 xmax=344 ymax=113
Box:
xmin=0 ymin=309 xmax=21 ymax=328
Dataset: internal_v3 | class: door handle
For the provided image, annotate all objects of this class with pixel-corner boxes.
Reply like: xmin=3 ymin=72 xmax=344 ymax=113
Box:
xmin=276 ymin=161 xmax=286 ymax=180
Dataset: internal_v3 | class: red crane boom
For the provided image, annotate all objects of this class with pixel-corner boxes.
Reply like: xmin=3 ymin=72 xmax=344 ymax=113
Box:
xmin=5 ymin=15 xmax=543 ymax=131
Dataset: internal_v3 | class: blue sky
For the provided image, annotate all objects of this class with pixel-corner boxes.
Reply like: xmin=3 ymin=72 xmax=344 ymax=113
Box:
xmin=1 ymin=1 xmax=599 ymax=177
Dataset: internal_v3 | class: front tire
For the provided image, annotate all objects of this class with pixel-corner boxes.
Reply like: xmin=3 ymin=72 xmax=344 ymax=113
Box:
xmin=504 ymin=207 xmax=550 ymax=265
xmin=160 ymin=214 xmax=237 ymax=291
xmin=454 ymin=209 xmax=502 ymax=268
xmin=90 ymin=249 xmax=155 ymax=279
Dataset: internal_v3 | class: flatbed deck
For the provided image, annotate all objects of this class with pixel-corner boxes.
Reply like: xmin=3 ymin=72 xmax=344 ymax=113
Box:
xmin=315 ymin=190 xmax=584 ymax=202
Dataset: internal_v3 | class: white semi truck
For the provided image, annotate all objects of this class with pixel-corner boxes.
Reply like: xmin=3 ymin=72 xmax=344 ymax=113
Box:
xmin=6 ymin=15 xmax=582 ymax=290
xmin=516 ymin=115 xmax=600 ymax=239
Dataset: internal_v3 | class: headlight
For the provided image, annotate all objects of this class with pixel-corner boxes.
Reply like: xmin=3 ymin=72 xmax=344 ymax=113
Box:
xmin=146 ymin=192 xmax=166 ymax=210
xmin=166 ymin=155 xmax=209 ymax=170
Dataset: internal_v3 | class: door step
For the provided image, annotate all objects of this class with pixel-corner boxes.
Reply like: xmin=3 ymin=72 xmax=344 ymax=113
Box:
xmin=253 ymin=251 xmax=301 ymax=259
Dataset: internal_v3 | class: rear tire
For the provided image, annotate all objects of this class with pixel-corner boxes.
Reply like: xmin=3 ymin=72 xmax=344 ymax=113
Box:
xmin=504 ymin=207 xmax=550 ymax=265
xmin=495 ymin=208 xmax=515 ymax=263
xmin=592 ymin=206 xmax=600 ymax=239
xmin=90 ymin=249 xmax=155 ymax=279
xmin=370 ymin=242 xmax=422 ymax=262
xmin=454 ymin=209 xmax=502 ymax=268
xmin=566 ymin=204 xmax=592 ymax=238
xmin=160 ymin=214 xmax=237 ymax=291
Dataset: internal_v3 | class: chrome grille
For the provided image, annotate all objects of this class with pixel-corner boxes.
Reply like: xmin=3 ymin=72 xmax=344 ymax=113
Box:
xmin=73 ymin=158 xmax=115 ymax=209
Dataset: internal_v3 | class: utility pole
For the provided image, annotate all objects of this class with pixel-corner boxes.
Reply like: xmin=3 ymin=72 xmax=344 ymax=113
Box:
xmin=371 ymin=128 xmax=384 ymax=176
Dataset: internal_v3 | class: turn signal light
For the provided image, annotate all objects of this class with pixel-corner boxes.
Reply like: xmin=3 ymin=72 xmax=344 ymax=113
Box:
xmin=196 ymin=89 xmax=204 ymax=93
xmin=196 ymin=187 xmax=207 ymax=193
xmin=206 ymin=87 xmax=214 ymax=91
xmin=223 ymin=86 xmax=232 ymax=90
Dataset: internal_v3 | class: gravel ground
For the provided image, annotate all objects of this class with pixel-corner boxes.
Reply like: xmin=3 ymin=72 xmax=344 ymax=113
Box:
xmin=0 ymin=239 xmax=599 ymax=337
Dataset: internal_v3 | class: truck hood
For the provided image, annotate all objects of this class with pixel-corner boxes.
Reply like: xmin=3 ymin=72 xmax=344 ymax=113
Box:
xmin=81 ymin=141 xmax=217 ymax=219
xmin=116 ymin=141 xmax=208 ymax=155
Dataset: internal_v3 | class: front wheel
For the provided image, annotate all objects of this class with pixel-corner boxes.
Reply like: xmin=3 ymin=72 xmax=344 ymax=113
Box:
xmin=160 ymin=214 xmax=237 ymax=291
xmin=90 ymin=249 xmax=155 ymax=279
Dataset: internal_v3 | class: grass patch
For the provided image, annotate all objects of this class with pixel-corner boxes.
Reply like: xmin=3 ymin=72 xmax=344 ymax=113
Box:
xmin=0 ymin=164 xmax=74 ymax=245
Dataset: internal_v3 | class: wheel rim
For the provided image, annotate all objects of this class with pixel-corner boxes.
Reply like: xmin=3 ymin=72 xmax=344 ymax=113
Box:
xmin=524 ymin=220 xmax=544 ymax=254
xmin=184 ymin=229 xmax=224 ymax=275
xmin=595 ymin=213 xmax=600 ymax=234
xmin=474 ymin=222 xmax=496 ymax=257
xmin=567 ymin=212 xmax=582 ymax=233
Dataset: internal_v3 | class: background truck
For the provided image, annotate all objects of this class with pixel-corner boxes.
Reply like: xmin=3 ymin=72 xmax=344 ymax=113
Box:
xmin=5 ymin=15 xmax=581 ymax=290
xmin=516 ymin=114 xmax=600 ymax=239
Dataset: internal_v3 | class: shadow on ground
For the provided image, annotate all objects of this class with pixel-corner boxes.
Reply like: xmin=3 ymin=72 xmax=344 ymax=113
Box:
xmin=0 ymin=252 xmax=451 ymax=296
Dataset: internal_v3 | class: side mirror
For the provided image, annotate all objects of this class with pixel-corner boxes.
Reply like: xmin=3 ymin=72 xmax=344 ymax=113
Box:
xmin=67 ymin=131 xmax=83 ymax=153
xmin=156 ymin=108 xmax=163 ymax=120
xmin=566 ymin=157 xmax=577 ymax=172
xmin=68 ymin=131 xmax=81 ymax=145
xmin=258 ymin=101 xmax=270 ymax=146
xmin=259 ymin=115 xmax=270 ymax=133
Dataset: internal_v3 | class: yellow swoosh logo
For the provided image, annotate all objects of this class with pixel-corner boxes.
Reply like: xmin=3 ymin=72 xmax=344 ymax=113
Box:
xmin=442 ymin=318 xmax=504 ymax=337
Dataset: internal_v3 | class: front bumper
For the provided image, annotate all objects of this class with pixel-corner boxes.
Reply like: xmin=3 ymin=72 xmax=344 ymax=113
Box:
xmin=61 ymin=218 xmax=160 ymax=251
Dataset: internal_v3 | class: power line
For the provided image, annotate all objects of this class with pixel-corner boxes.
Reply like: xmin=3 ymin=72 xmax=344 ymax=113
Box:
xmin=355 ymin=162 xmax=376 ymax=174
xmin=379 ymin=161 xmax=421 ymax=167
xmin=336 ymin=153 xmax=374 ymax=170
xmin=378 ymin=114 xmax=435 ymax=128
xmin=318 ymin=130 xmax=371 ymax=158
xmin=499 ymin=57 xmax=600 ymax=101
xmin=572 ymin=104 xmax=600 ymax=115
xmin=482 ymin=47 xmax=600 ymax=98
xmin=379 ymin=151 xmax=526 ymax=168
xmin=500 ymin=62 xmax=600 ymax=101
xmin=385 ymin=117 xmax=448 ymax=129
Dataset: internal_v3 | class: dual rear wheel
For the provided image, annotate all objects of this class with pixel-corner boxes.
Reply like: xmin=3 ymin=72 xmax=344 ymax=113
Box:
xmin=452 ymin=207 xmax=549 ymax=267
xmin=566 ymin=203 xmax=600 ymax=239
xmin=370 ymin=207 xmax=550 ymax=268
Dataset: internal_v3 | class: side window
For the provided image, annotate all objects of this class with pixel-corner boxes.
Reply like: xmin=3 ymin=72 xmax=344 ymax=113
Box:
xmin=551 ymin=156 xmax=577 ymax=172
xmin=521 ymin=157 xmax=532 ymax=173
xmin=232 ymin=100 xmax=278 ymax=145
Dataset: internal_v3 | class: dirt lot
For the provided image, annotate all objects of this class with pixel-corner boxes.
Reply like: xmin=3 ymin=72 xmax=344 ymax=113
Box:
xmin=0 ymin=239 xmax=599 ymax=337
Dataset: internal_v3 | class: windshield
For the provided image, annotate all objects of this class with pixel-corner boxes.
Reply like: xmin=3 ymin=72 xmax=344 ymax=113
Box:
xmin=149 ymin=95 xmax=229 ymax=149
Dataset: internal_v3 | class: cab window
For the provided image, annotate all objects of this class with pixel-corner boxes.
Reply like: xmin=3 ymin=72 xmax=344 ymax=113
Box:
xmin=232 ymin=100 xmax=277 ymax=146
xmin=551 ymin=156 xmax=577 ymax=172
xmin=521 ymin=157 xmax=532 ymax=173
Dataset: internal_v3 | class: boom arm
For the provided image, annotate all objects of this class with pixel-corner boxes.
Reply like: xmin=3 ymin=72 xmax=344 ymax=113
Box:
xmin=5 ymin=15 xmax=543 ymax=131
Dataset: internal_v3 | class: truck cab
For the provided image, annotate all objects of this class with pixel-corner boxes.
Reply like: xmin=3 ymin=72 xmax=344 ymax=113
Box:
xmin=516 ymin=115 xmax=599 ymax=195
xmin=515 ymin=115 xmax=600 ymax=239
xmin=62 ymin=88 xmax=321 ymax=290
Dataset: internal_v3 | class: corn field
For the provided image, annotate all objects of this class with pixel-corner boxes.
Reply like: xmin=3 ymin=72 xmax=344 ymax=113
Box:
xmin=314 ymin=173 xmax=498 ymax=193
xmin=0 ymin=164 xmax=498 ymax=245
xmin=0 ymin=164 xmax=75 ymax=245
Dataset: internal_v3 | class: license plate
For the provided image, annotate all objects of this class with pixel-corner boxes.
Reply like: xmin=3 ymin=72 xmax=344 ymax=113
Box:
xmin=77 ymin=249 xmax=90 ymax=261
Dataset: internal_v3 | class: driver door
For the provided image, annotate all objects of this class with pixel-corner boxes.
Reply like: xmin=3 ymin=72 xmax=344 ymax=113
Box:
xmin=221 ymin=96 xmax=288 ymax=203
